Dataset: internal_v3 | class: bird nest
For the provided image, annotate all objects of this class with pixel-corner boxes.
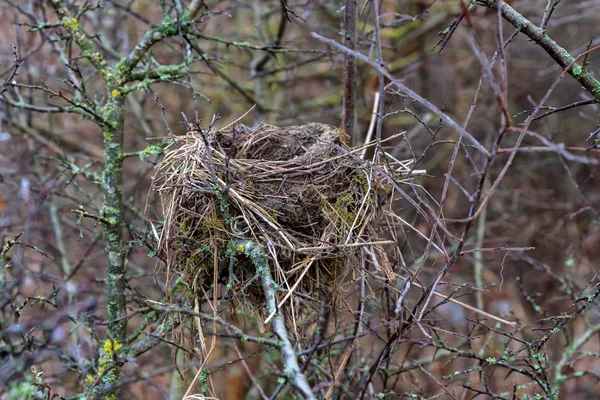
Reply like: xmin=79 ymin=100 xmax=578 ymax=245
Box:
xmin=153 ymin=122 xmax=409 ymax=305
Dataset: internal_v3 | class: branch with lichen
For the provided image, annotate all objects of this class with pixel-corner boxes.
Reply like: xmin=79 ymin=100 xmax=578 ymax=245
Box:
xmin=1 ymin=80 xmax=108 ymax=126
xmin=118 ymin=1 xmax=206 ymax=77
xmin=552 ymin=322 xmax=600 ymax=392
xmin=127 ymin=63 xmax=191 ymax=84
xmin=118 ymin=19 xmax=194 ymax=75
xmin=48 ymin=0 xmax=108 ymax=74
xmin=44 ymin=1 xmax=128 ymax=354
xmin=228 ymin=240 xmax=316 ymax=400
xmin=477 ymin=0 xmax=600 ymax=102
xmin=9 ymin=2 xmax=221 ymax=397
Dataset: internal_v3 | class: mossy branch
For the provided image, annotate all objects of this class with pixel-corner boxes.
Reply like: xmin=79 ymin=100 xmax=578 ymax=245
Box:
xmin=48 ymin=0 xmax=108 ymax=75
xmin=118 ymin=19 xmax=195 ymax=76
xmin=228 ymin=240 xmax=316 ymax=400
xmin=118 ymin=1 xmax=206 ymax=78
xmin=478 ymin=0 xmax=600 ymax=101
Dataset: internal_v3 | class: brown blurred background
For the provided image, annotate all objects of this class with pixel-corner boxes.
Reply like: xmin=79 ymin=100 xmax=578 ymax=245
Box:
xmin=2 ymin=0 xmax=600 ymax=398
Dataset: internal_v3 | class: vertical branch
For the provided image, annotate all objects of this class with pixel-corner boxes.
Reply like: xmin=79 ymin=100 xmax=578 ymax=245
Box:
xmin=102 ymin=80 xmax=127 ymax=343
xmin=473 ymin=191 xmax=488 ymax=311
xmin=45 ymin=1 xmax=128 ymax=396
xmin=342 ymin=0 xmax=358 ymax=143
xmin=48 ymin=0 xmax=126 ymax=342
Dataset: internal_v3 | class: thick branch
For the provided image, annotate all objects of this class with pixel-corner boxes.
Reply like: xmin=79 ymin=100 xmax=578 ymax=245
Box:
xmin=101 ymin=85 xmax=127 ymax=346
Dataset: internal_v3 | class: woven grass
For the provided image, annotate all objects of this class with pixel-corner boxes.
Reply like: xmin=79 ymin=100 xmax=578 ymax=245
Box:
xmin=153 ymin=121 xmax=412 ymax=308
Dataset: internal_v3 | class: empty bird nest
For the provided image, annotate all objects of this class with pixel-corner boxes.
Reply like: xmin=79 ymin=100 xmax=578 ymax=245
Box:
xmin=153 ymin=121 xmax=418 ymax=305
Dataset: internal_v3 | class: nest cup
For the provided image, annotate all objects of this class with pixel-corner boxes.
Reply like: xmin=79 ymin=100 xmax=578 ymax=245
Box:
xmin=153 ymin=122 xmax=390 ymax=304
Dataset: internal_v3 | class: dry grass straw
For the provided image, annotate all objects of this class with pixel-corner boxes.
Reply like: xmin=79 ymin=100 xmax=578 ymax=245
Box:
xmin=153 ymin=121 xmax=416 ymax=313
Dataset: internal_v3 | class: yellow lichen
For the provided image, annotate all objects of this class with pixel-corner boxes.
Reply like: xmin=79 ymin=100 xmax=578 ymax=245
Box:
xmin=97 ymin=339 xmax=123 ymax=376
xmin=61 ymin=17 xmax=78 ymax=30
xmin=103 ymin=338 xmax=123 ymax=354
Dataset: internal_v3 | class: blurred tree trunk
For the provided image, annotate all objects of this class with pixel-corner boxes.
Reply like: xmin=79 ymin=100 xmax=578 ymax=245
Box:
xmin=342 ymin=0 xmax=358 ymax=144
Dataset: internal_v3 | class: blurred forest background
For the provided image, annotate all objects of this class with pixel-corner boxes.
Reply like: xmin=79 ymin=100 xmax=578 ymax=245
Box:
xmin=2 ymin=0 xmax=600 ymax=399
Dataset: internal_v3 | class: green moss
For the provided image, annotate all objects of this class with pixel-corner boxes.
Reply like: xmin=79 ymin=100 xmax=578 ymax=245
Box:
xmin=329 ymin=192 xmax=356 ymax=226
xmin=354 ymin=171 xmax=371 ymax=193
xmin=206 ymin=213 xmax=226 ymax=231
xmin=175 ymin=218 xmax=216 ymax=296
